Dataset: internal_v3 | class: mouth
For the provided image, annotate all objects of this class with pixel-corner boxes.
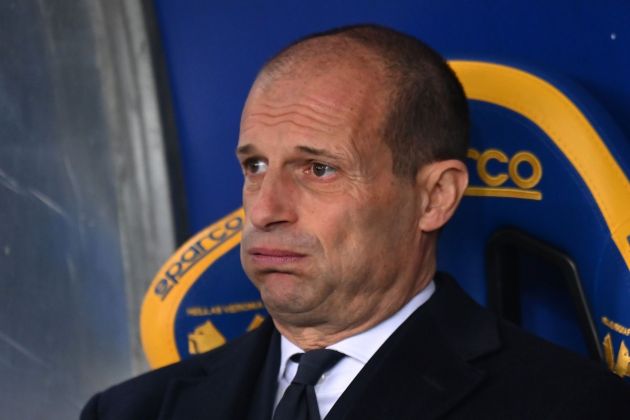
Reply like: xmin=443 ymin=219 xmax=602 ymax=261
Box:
xmin=247 ymin=247 xmax=307 ymax=267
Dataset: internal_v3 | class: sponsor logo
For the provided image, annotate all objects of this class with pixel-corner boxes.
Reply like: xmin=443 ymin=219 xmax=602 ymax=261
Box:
xmin=152 ymin=214 xmax=243 ymax=301
xmin=465 ymin=148 xmax=543 ymax=200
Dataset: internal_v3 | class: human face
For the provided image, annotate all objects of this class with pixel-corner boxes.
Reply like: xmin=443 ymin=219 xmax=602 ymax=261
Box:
xmin=237 ymin=64 xmax=426 ymax=332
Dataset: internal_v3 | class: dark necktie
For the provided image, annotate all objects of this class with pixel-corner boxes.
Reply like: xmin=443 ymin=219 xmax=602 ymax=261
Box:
xmin=273 ymin=349 xmax=345 ymax=420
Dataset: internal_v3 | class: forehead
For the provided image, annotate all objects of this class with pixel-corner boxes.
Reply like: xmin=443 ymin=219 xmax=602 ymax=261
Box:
xmin=240 ymin=62 xmax=388 ymax=142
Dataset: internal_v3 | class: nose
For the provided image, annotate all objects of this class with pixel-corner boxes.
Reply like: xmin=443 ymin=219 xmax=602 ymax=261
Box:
xmin=245 ymin=171 xmax=298 ymax=231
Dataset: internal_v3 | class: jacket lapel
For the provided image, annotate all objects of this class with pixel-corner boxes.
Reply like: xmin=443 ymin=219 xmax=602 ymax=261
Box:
xmin=327 ymin=273 xmax=501 ymax=420
xmin=157 ymin=319 xmax=277 ymax=420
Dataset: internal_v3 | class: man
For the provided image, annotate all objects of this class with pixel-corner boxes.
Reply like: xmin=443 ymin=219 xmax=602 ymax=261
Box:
xmin=82 ymin=24 xmax=630 ymax=419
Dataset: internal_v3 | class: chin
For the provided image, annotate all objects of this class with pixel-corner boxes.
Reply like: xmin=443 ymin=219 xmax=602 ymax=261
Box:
xmin=260 ymin=284 xmax=312 ymax=314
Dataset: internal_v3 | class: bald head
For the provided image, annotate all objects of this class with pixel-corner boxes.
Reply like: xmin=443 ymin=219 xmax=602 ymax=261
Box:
xmin=256 ymin=24 xmax=469 ymax=179
xmin=259 ymin=33 xmax=385 ymax=83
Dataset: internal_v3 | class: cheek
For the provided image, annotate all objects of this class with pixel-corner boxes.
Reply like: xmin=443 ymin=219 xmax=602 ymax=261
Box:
xmin=314 ymin=207 xmax=381 ymax=276
xmin=346 ymin=193 xmax=417 ymax=261
xmin=300 ymin=184 xmax=416 ymax=276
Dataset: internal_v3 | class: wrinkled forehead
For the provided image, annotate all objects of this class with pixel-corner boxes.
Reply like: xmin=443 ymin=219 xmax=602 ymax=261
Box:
xmin=242 ymin=53 xmax=390 ymax=135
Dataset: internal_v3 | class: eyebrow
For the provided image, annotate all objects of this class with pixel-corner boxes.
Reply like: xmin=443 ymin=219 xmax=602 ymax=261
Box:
xmin=236 ymin=144 xmax=341 ymax=161
xmin=236 ymin=144 xmax=256 ymax=156
xmin=295 ymin=145 xmax=341 ymax=160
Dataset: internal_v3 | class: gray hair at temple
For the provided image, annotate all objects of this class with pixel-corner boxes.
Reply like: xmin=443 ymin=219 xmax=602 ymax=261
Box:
xmin=258 ymin=24 xmax=470 ymax=179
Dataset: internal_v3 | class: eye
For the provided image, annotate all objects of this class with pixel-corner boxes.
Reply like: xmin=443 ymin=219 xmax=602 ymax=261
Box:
xmin=308 ymin=162 xmax=337 ymax=178
xmin=243 ymin=158 xmax=268 ymax=175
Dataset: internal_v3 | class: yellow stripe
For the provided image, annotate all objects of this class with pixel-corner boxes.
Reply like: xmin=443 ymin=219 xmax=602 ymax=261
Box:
xmin=451 ymin=61 xmax=630 ymax=269
xmin=140 ymin=208 xmax=245 ymax=368
xmin=465 ymin=187 xmax=542 ymax=201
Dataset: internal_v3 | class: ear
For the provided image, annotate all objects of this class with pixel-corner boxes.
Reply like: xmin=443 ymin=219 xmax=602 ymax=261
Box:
xmin=416 ymin=160 xmax=468 ymax=232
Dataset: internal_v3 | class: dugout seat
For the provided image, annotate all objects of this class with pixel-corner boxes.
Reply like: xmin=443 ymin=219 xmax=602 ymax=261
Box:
xmin=140 ymin=61 xmax=630 ymax=380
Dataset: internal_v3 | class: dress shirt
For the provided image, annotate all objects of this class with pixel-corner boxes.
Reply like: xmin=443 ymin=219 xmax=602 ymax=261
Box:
xmin=274 ymin=280 xmax=436 ymax=419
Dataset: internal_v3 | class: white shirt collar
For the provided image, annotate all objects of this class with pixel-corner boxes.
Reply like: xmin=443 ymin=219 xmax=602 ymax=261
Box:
xmin=278 ymin=280 xmax=436 ymax=380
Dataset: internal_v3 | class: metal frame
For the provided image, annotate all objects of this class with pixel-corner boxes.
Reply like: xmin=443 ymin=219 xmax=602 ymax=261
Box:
xmin=88 ymin=0 xmax=186 ymax=373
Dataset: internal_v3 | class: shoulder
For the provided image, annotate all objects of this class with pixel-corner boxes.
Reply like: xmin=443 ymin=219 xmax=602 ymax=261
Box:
xmin=470 ymin=318 xmax=630 ymax=416
xmin=430 ymin=273 xmax=630 ymax=416
xmin=80 ymin=349 xmax=218 ymax=420
xmin=80 ymin=321 xmax=273 ymax=420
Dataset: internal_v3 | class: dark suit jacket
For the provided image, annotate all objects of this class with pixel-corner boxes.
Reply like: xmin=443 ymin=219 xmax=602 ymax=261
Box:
xmin=81 ymin=273 xmax=630 ymax=419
